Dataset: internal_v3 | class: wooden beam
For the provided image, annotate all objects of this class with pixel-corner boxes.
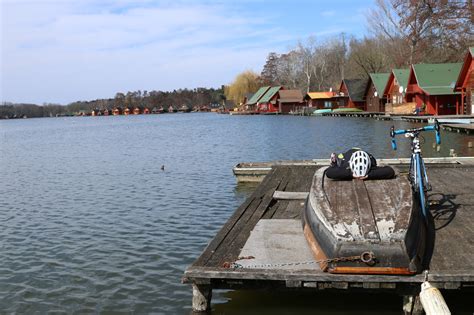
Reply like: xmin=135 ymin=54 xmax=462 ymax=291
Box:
xmin=273 ymin=191 xmax=309 ymax=200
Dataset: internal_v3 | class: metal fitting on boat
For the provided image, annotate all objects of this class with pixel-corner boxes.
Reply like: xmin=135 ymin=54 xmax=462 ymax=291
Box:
xmin=361 ymin=251 xmax=376 ymax=265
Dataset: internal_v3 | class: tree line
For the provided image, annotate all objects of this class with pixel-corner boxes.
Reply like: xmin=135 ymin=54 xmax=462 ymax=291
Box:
xmin=2 ymin=0 xmax=471 ymax=118
xmin=225 ymin=0 xmax=472 ymax=104
xmin=0 ymin=87 xmax=225 ymax=119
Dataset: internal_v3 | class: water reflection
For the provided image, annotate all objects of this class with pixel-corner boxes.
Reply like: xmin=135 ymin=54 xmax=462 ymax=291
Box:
xmin=0 ymin=114 xmax=472 ymax=314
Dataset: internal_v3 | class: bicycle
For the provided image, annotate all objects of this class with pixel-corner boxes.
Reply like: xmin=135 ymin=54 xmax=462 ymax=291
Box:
xmin=390 ymin=119 xmax=441 ymax=220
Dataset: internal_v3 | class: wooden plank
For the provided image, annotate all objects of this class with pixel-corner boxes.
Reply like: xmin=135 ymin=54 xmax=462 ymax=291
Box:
xmin=184 ymin=266 xmax=474 ymax=283
xmin=192 ymin=167 xmax=281 ymax=267
xmin=273 ymin=191 xmax=309 ymax=200
xmin=206 ymin=167 xmax=292 ymax=266
xmin=353 ymin=180 xmax=380 ymax=240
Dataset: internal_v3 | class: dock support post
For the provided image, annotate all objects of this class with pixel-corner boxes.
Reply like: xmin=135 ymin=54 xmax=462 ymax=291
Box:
xmin=403 ymin=295 xmax=423 ymax=315
xmin=192 ymin=283 xmax=212 ymax=312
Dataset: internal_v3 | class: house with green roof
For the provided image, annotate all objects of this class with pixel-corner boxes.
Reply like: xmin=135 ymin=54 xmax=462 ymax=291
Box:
xmin=256 ymin=86 xmax=283 ymax=113
xmin=365 ymin=73 xmax=390 ymax=112
xmin=337 ymin=79 xmax=368 ymax=110
xmin=245 ymin=86 xmax=270 ymax=111
xmin=383 ymin=69 xmax=410 ymax=108
xmin=406 ymin=63 xmax=462 ymax=115
xmin=454 ymin=47 xmax=474 ymax=114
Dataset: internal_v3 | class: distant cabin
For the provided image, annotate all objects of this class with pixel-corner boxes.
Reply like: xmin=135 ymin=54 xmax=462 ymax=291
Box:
xmin=383 ymin=69 xmax=410 ymax=113
xmin=242 ymin=93 xmax=254 ymax=109
xmin=123 ymin=107 xmax=131 ymax=115
xmin=178 ymin=105 xmax=191 ymax=112
xmin=143 ymin=108 xmax=150 ymax=114
xmin=337 ymin=79 xmax=367 ymax=110
xmin=406 ymin=63 xmax=462 ymax=115
xmin=454 ymin=47 xmax=474 ymax=114
xmin=152 ymin=106 xmax=164 ymax=114
xmin=112 ymin=108 xmax=121 ymax=115
xmin=365 ymin=73 xmax=390 ymax=112
xmin=278 ymin=89 xmax=304 ymax=113
xmin=304 ymin=92 xmax=337 ymax=109
xmin=103 ymin=109 xmax=110 ymax=116
xmin=222 ymin=100 xmax=235 ymax=112
xmin=245 ymin=86 xmax=271 ymax=112
xmin=257 ymin=86 xmax=283 ymax=113
xmin=133 ymin=107 xmax=141 ymax=115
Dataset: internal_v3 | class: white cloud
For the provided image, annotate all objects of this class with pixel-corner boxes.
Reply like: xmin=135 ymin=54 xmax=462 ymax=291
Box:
xmin=1 ymin=0 xmax=371 ymax=104
xmin=1 ymin=1 xmax=283 ymax=103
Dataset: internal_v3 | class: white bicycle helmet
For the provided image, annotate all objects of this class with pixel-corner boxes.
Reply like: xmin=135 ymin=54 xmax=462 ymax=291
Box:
xmin=349 ymin=150 xmax=371 ymax=177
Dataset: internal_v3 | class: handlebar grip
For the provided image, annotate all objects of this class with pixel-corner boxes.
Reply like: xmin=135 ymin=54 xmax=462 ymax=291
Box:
xmin=394 ymin=130 xmax=405 ymax=135
xmin=391 ymin=138 xmax=397 ymax=150
xmin=436 ymin=131 xmax=441 ymax=145
xmin=423 ymin=125 xmax=435 ymax=131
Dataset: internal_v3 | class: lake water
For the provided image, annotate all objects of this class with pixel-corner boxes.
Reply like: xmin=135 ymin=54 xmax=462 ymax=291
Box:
xmin=1 ymin=114 xmax=473 ymax=314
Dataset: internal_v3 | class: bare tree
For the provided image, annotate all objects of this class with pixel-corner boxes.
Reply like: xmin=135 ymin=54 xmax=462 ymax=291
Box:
xmin=368 ymin=0 xmax=472 ymax=64
xmin=346 ymin=37 xmax=390 ymax=78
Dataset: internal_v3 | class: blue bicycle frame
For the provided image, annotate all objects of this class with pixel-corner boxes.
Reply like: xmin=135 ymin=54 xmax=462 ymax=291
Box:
xmin=390 ymin=120 xmax=441 ymax=220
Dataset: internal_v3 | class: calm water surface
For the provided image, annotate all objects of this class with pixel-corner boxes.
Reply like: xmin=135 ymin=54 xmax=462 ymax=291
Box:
xmin=1 ymin=114 xmax=473 ymax=314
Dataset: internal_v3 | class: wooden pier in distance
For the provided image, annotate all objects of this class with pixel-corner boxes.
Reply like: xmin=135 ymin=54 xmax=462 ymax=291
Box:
xmin=183 ymin=162 xmax=474 ymax=313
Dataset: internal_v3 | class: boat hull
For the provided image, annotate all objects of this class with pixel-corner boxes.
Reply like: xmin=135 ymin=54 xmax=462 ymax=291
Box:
xmin=303 ymin=167 xmax=426 ymax=275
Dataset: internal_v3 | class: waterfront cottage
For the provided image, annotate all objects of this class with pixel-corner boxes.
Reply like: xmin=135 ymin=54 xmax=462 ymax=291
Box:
xmin=245 ymin=86 xmax=270 ymax=112
xmin=143 ymin=108 xmax=150 ymax=114
xmin=365 ymin=73 xmax=390 ymax=113
xmin=112 ymin=108 xmax=121 ymax=115
xmin=123 ymin=107 xmax=131 ymax=115
xmin=383 ymin=69 xmax=411 ymax=114
xmin=221 ymin=100 xmax=235 ymax=113
xmin=304 ymin=92 xmax=337 ymax=109
xmin=454 ymin=47 xmax=474 ymax=114
xmin=406 ymin=63 xmax=462 ymax=115
xmin=277 ymin=89 xmax=304 ymax=113
xmin=337 ymin=79 xmax=368 ymax=110
xmin=168 ymin=105 xmax=177 ymax=113
xmin=133 ymin=107 xmax=141 ymax=115
xmin=256 ymin=86 xmax=283 ymax=113
xmin=242 ymin=93 xmax=254 ymax=109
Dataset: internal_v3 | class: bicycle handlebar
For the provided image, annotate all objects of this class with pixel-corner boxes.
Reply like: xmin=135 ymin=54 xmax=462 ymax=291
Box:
xmin=390 ymin=119 xmax=441 ymax=150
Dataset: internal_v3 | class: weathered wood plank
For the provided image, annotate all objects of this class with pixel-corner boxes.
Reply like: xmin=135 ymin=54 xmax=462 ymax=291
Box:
xmin=184 ymin=266 xmax=474 ymax=283
xmin=192 ymin=167 xmax=282 ymax=267
xmin=354 ymin=180 xmax=380 ymax=240
xmin=273 ymin=191 xmax=309 ymax=200
xmin=206 ymin=166 xmax=292 ymax=266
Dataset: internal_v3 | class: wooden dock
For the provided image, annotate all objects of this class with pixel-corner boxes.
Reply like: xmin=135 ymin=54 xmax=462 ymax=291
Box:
xmin=233 ymin=157 xmax=474 ymax=182
xmin=183 ymin=163 xmax=474 ymax=313
xmin=443 ymin=123 xmax=474 ymax=134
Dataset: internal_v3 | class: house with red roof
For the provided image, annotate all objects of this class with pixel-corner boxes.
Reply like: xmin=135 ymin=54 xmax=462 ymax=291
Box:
xmin=454 ymin=47 xmax=474 ymax=114
xmin=406 ymin=63 xmax=462 ymax=115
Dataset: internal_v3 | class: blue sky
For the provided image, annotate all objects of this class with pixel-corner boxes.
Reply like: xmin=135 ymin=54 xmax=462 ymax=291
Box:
xmin=1 ymin=0 xmax=374 ymax=104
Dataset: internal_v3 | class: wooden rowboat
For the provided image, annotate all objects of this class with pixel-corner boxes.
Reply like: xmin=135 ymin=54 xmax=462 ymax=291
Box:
xmin=303 ymin=167 xmax=426 ymax=275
